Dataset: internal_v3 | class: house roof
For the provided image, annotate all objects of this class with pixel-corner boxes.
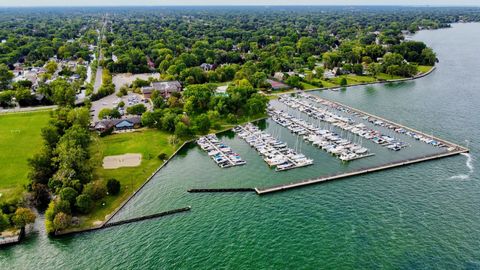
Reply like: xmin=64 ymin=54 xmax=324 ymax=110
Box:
xmin=94 ymin=116 xmax=142 ymax=130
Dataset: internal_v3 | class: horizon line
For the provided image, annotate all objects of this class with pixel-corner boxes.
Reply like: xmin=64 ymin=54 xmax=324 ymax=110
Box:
xmin=1 ymin=4 xmax=480 ymax=8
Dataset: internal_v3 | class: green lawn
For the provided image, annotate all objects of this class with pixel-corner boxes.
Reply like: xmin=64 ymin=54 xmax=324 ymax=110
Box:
xmin=418 ymin=65 xmax=433 ymax=74
xmin=80 ymin=129 xmax=184 ymax=228
xmin=300 ymin=82 xmax=319 ymax=90
xmin=0 ymin=111 xmax=51 ymax=204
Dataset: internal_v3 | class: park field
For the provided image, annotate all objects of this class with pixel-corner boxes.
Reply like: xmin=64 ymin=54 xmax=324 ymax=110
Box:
xmin=82 ymin=129 xmax=184 ymax=228
xmin=0 ymin=111 xmax=51 ymax=204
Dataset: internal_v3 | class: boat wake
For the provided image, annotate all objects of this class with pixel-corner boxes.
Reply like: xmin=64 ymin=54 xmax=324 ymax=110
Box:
xmin=450 ymin=153 xmax=474 ymax=180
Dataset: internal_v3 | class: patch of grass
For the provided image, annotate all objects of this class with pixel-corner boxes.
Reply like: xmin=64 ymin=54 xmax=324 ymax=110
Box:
xmin=300 ymin=82 xmax=318 ymax=90
xmin=80 ymin=129 xmax=184 ymax=228
xmin=0 ymin=111 xmax=51 ymax=203
xmin=418 ymin=65 xmax=433 ymax=73
xmin=319 ymin=80 xmax=339 ymax=88
xmin=376 ymin=73 xmax=404 ymax=81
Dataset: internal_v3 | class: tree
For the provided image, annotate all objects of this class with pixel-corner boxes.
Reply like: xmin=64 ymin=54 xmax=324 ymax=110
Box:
xmin=420 ymin=48 xmax=436 ymax=66
xmin=83 ymin=181 xmax=107 ymax=200
xmin=174 ymin=122 xmax=192 ymax=138
xmin=45 ymin=60 xmax=58 ymax=74
xmin=59 ymin=187 xmax=78 ymax=205
xmin=54 ymin=200 xmax=72 ymax=215
xmin=0 ymin=64 xmax=13 ymax=90
xmin=53 ymin=212 xmax=71 ymax=232
xmin=285 ymin=76 xmax=303 ymax=89
xmin=127 ymin=104 xmax=147 ymax=115
xmin=193 ymin=114 xmax=211 ymax=134
xmin=31 ymin=183 xmax=51 ymax=208
xmin=106 ymin=179 xmax=121 ymax=195
xmin=340 ymin=77 xmax=348 ymax=86
xmin=246 ymin=94 xmax=269 ymax=116
xmin=0 ymin=210 xmax=10 ymax=231
xmin=99 ymin=108 xmax=121 ymax=119
xmin=75 ymin=194 xmax=93 ymax=214
xmin=367 ymin=63 xmax=382 ymax=78
xmin=11 ymin=208 xmax=36 ymax=229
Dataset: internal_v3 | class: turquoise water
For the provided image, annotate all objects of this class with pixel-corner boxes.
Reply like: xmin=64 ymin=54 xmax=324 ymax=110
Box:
xmin=2 ymin=23 xmax=479 ymax=269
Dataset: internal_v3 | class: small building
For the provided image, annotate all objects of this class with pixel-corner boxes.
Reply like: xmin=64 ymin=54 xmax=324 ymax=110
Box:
xmin=200 ymin=63 xmax=214 ymax=71
xmin=273 ymin=72 xmax=285 ymax=81
xmin=141 ymin=81 xmax=182 ymax=99
xmin=215 ymin=85 xmax=228 ymax=95
xmin=93 ymin=117 xmax=142 ymax=133
xmin=266 ymin=79 xmax=289 ymax=91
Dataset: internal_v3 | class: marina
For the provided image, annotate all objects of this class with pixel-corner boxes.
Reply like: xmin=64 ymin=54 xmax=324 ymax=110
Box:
xmin=234 ymin=123 xmax=314 ymax=171
xmin=197 ymin=134 xmax=246 ymax=168
xmin=268 ymin=108 xmax=374 ymax=161
xmin=279 ymin=94 xmax=410 ymax=151
xmin=299 ymin=93 xmax=453 ymax=150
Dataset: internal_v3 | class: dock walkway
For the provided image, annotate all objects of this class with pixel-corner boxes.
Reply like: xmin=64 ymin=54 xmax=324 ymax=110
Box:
xmin=236 ymin=124 xmax=312 ymax=171
xmin=303 ymin=93 xmax=467 ymax=152
xmin=256 ymin=143 xmax=468 ymax=195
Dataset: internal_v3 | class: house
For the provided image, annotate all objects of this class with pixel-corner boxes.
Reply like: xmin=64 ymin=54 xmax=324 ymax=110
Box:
xmin=200 ymin=63 xmax=214 ymax=71
xmin=93 ymin=117 xmax=142 ymax=133
xmin=215 ymin=85 xmax=228 ymax=95
xmin=273 ymin=72 xmax=285 ymax=81
xmin=141 ymin=81 xmax=182 ymax=99
xmin=266 ymin=79 xmax=289 ymax=91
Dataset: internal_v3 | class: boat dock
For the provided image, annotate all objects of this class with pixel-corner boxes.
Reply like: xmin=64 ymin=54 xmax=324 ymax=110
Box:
xmin=279 ymin=95 xmax=409 ymax=151
xmin=256 ymin=148 xmax=468 ymax=195
xmin=269 ymin=109 xmax=373 ymax=162
xmin=197 ymin=134 xmax=246 ymax=168
xmin=301 ymin=93 xmax=461 ymax=151
xmin=235 ymin=124 xmax=313 ymax=171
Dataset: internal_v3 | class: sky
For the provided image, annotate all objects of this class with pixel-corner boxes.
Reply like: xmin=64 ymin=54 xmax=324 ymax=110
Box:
xmin=1 ymin=0 xmax=479 ymax=7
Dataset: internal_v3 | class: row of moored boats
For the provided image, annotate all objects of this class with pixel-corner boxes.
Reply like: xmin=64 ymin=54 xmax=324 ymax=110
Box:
xmin=269 ymin=109 xmax=372 ymax=161
xmin=280 ymin=95 xmax=408 ymax=151
xmin=197 ymin=134 xmax=246 ymax=168
xmin=233 ymin=124 xmax=313 ymax=171
xmin=301 ymin=93 xmax=449 ymax=149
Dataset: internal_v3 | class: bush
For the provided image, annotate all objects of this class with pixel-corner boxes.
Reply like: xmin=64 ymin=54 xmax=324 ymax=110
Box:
xmin=106 ymin=179 xmax=121 ymax=195
xmin=75 ymin=194 xmax=93 ymax=214
xmin=53 ymin=212 xmax=71 ymax=232
xmin=59 ymin=187 xmax=78 ymax=205
xmin=83 ymin=181 xmax=107 ymax=200
xmin=0 ymin=210 xmax=10 ymax=231
xmin=54 ymin=200 xmax=71 ymax=215
xmin=127 ymin=104 xmax=147 ymax=115
xmin=158 ymin=153 xmax=168 ymax=160
xmin=340 ymin=78 xmax=348 ymax=86
xmin=11 ymin=208 xmax=36 ymax=229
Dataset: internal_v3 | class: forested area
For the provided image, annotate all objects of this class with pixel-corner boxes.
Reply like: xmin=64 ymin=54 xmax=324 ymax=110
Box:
xmin=1 ymin=6 xmax=480 ymax=234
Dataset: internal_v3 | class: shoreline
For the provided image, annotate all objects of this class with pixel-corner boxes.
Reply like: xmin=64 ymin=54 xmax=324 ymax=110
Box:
xmin=269 ymin=66 xmax=437 ymax=96
xmin=51 ymin=67 xmax=439 ymax=236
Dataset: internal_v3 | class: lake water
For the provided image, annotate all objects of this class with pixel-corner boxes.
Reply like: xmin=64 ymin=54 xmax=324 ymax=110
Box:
xmin=1 ymin=23 xmax=479 ymax=269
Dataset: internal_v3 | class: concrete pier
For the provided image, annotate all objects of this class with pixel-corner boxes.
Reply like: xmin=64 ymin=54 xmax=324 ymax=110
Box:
xmin=256 ymin=148 xmax=468 ymax=195
xmin=188 ymin=188 xmax=255 ymax=193
xmin=255 ymin=94 xmax=468 ymax=195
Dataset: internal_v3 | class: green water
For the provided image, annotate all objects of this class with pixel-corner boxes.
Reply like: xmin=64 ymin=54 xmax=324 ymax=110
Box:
xmin=2 ymin=23 xmax=479 ymax=269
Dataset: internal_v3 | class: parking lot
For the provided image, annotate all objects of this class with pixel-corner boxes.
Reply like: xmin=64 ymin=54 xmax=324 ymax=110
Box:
xmin=91 ymin=92 xmax=152 ymax=122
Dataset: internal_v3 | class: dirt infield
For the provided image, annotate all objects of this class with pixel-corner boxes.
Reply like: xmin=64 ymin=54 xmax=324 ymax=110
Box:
xmin=102 ymin=153 xmax=142 ymax=169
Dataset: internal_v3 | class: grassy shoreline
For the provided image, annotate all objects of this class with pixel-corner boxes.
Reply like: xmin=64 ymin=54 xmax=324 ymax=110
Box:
xmin=53 ymin=66 xmax=435 ymax=234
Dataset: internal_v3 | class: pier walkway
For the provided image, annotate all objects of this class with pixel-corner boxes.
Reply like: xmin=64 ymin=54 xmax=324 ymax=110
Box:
xmin=236 ymin=124 xmax=312 ymax=171
xmin=303 ymin=92 xmax=467 ymax=152
xmin=256 ymin=148 xmax=468 ymax=195
xmin=199 ymin=135 xmax=238 ymax=167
